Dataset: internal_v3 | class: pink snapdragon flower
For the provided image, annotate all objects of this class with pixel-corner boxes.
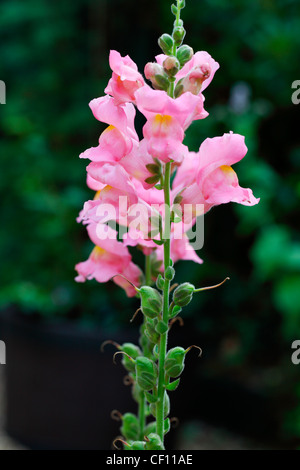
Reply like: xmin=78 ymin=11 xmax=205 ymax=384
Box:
xmin=135 ymin=85 xmax=207 ymax=130
xmin=89 ymin=95 xmax=138 ymax=141
xmin=80 ymin=125 xmax=134 ymax=163
xmin=155 ymin=50 xmax=219 ymax=94
xmin=75 ymin=223 xmax=142 ymax=297
xmin=105 ymin=50 xmax=145 ymax=104
xmin=173 ymin=132 xmax=259 ymax=216
xmin=135 ymin=86 xmax=206 ymax=163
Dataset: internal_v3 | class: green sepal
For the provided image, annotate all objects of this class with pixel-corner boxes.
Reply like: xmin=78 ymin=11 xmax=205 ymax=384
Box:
xmin=155 ymin=320 xmax=169 ymax=335
xmin=145 ymin=391 xmax=158 ymax=404
xmin=145 ymin=174 xmax=161 ymax=185
xmin=146 ymin=163 xmax=161 ymax=175
xmin=165 ymin=377 xmax=180 ymax=391
xmin=164 ymin=418 xmax=171 ymax=434
xmin=169 ymin=304 xmax=182 ymax=319
xmin=152 ymin=239 xmax=165 ymax=246
xmin=156 ymin=273 xmax=165 ymax=290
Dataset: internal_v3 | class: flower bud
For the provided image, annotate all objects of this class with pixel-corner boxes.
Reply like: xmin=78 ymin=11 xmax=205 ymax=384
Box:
xmin=136 ymin=356 xmax=158 ymax=391
xmin=145 ymin=433 xmax=164 ymax=450
xmin=120 ymin=343 xmax=141 ymax=372
xmin=165 ymin=346 xmax=186 ymax=378
xmin=176 ymin=45 xmax=194 ymax=67
xmin=180 ymin=63 xmax=212 ymax=95
xmin=172 ymin=282 xmax=195 ymax=307
xmin=120 ymin=413 xmax=140 ymax=441
xmin=144 ymin=421 xmax=157 ymax=437
xmin=128 ymin=441 xmax=146 ymax=450
xmin=144 ymin=62 xmax=169 ymax=91
xmin=139 ymin=286 xmax=163 ymax=319
xmin=173 ymin=26 xmax=186 ymax=46
xmin=165 ymin=266 xmax=175 ymax=281
xmin=156 ymin=273 xmax=165 ymax=290
xmin=158 ymin=34 xmax=174 ymax=55
xmin=150 ymin=391 xmax=170 ymax=418
xmin=144 ymin=318 xmax=160 ymax=344
xmin=163 ymin=56 xmax=180 ymax=77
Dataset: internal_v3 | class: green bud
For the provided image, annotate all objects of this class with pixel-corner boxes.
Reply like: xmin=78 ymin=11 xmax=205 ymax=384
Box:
xmin=154 ymin=73 xmax=170 ymax=91
xmin=165 ymin=266 xmax=175 ymax=281
xmin=172 ymin=282 xmax=195 ymax=307
xmin=165 ymin=346 xmax=186 ymax=378
xmin=144 ymin=318 xmax=160 ymax=344
xmin=176 ymin=45 xmax=194 ymax=67
xmin=145 ymin=433 xmax=164 ymax=450
xmin=156 ymin=273 xmax=165 ymax=290
xmin=150 ymin=391 xmax=170 ymax=418
xmin=120 ymin=413 xmax=140 ymax=441
xmin=139 ymin=286 xmax=163 ymax=319
xmin=163 ymin=56 xmax=180 ymax=77
xmin=128 ymin=441 xmax=146 ymax=450
xmin=173 ymin=26 xmax=186 ymax=46
xmin=136 ymin=356 xmax=158 ymax=391
xmin=120 ymin=343 xmax=141 ymax=372
xmin=158 ymin=34 xmax=174 ymax=55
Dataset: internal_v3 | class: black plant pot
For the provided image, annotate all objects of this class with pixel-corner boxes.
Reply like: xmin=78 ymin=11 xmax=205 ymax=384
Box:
xmin=0 ymin=308 xmax=142 ymax=450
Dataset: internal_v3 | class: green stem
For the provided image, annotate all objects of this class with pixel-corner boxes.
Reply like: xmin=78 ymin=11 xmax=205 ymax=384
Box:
xmin=138 ymin=254 xmax=152 ymax=440
xmin=145 ymin=253 xmax=152 ymax=287
xmin=156 ymin=162 xmax=171 ymax=444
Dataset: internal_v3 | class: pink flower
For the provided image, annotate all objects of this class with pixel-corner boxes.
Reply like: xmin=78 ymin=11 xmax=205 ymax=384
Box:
xmin=75 ymin=223 xmax=142 ymax=297
xmin=105 ymin=50 xmax=145 ymax=104
xmin=89 ymin=95 xmax=138 ymax=141
xmin=176 ymin=51 xmax=220 ymax=92
xmin=156 ymin=50 xmax=219 ymax=94
xmin=135 ymin=85 xmax=207 ymax=130
xmin=121 ymin=139 xmax=160 ymax=189
xmin=134 ymin=86 xmax=206 ymax=163
xmin=143 ymin=114 xmax=188 ymax=163
xmin=174 ymin=132 xmax=260 ymax=215
xmin=80 ymin=125 xmax=133 ymax=163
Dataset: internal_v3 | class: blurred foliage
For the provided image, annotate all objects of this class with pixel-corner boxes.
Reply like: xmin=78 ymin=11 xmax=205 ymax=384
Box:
xmin=0 ymin=0 xmax=300 ymax=447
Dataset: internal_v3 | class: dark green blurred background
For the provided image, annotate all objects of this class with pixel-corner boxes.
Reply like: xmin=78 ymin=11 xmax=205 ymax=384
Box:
xmin=1 ymin=0 xmax=300 ymax=448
